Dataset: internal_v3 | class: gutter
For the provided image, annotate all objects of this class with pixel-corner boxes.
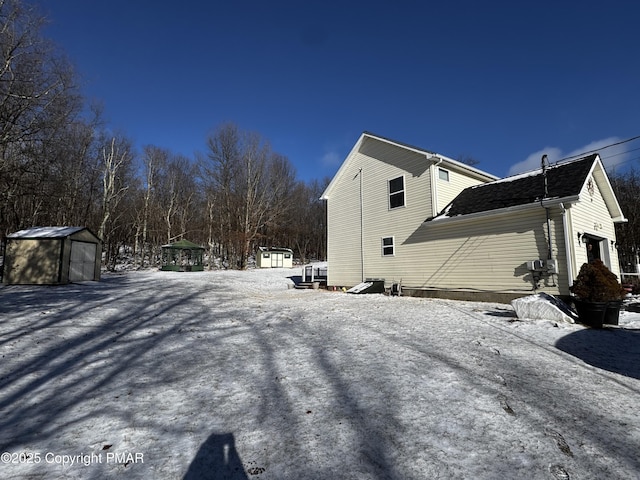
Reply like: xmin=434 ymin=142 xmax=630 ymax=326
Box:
xmin=423 ymin=195 xmax=580 ymax=226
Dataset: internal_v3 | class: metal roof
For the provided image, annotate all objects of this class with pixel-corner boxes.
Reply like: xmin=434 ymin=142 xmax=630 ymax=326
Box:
xmin=7 ymin=226 xmax=88 ymax=239
xmin=258 ymin=246 xmax=293 ymax=253
xmin=161 ymin=239 xmax=205 ymax=249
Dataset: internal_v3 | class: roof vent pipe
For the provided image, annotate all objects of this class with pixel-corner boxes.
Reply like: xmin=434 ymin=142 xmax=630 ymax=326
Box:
xmin=541 ymin=154 xmax=549 ymax=198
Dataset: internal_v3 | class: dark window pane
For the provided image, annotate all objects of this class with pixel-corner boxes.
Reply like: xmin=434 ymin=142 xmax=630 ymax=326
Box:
xmin=390 ymin=192 xmax=404 ymax=208
xmin=389 ymin=176 xmax=404 ymax=193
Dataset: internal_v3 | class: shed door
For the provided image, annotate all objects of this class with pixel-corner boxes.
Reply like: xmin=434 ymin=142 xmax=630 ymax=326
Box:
xmin=271 ymin=253 xmax=284 ymax=268
xmin=70 ymin=241 xmax=96 ymax=282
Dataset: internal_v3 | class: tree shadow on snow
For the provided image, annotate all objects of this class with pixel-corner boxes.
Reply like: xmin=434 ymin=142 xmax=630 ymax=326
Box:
xmin=555 ymin=328 xmax=640 ymax=379
xmin=0 ymin=272 xmax=239 ymax=455
xmin=183 ymin=432 xmax=248 ymax=480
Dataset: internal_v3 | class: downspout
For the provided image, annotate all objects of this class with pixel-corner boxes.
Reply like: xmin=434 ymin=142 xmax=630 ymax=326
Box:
xmin=540 ymin=155 xmax=559 ymax=288
xmin=560 ymin=202 xmax=574 ymax=288
xmin=430 ymin=156 xmax=443 ymax=217
xmin=359 ymin=168 xmax=364 ymax=282
xmin=541 ymin=155 xmax=553 ymax=261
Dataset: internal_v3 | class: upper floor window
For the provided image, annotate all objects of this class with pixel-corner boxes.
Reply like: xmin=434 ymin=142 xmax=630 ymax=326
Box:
xmin=438 ymin=168 xmax=450 ymax=182
xmin=388 ymin=176 xmax=405 ymax=209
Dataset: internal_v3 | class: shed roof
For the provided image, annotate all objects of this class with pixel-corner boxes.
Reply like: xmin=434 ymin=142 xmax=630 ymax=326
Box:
xmin=258 ymin=246 xmax=293 ymax=253
xmin=431 ymin=154 xmax=598 ymax=220
xmin=8 ymin=226 xmax=90 ymax=239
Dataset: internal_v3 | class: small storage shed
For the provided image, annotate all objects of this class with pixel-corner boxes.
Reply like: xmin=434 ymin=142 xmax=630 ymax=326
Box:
xmin=256 ymin=247 xmax=294 ymax=268
xmin=3 ymin=226 xmax=101 ymax=285
xmin=161 ymin=239 xmax=205 ymax=271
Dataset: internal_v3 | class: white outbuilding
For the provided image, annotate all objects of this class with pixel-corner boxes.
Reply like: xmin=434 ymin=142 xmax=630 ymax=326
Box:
xmin=256 ymin=247 xmax=294 ymax=268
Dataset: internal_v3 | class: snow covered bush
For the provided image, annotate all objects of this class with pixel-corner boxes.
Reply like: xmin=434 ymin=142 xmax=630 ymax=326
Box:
xmin=570 ymin=259 xmax=626 ymax=302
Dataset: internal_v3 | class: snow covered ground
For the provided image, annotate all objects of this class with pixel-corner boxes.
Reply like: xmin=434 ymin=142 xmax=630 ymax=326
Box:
xmin=0 ymin=267 xmax=639 ymax=480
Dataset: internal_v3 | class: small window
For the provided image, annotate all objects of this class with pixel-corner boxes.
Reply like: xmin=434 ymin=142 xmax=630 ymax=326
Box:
xmin=382 ymin=236 xmax=395 ymax=256
xmin=284 ymin=253 xmax=291 ymax=258
xmin=389 ymin=176 xmax=405 ymax=209
xmin=438 ymin=168 xmax=450 ymax=181
xmin=263 ymin=253 xmax=270 ymax=258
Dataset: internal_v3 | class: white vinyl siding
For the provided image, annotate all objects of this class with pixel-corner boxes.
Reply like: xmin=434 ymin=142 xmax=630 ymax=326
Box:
xmin=387 ymin=207 xmax=570 ymax=295
xmin=325 ymin=134 xmax=497 ymax=289
xmin=569 ymin=176 xmax=620 ymax=276
xmin=326 ymin=137 xmax=433 ymax=286
xmin=431 ymin=163 xmax=489 ymax=216
xmin=326 ymin=162 xmax=367 ymax=286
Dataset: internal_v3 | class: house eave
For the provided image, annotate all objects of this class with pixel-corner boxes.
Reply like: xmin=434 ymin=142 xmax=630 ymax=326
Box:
xmin=424 ymin=195 xmax=581 ymax=225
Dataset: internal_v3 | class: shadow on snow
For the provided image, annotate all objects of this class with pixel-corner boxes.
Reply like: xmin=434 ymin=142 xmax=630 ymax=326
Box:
xmin=555 ymin=327 xmax=640 ymax=380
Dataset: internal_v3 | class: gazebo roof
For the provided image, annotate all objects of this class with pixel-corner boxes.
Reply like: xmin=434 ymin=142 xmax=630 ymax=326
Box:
xmin=161 ymin=239 xmax=204 ymax=250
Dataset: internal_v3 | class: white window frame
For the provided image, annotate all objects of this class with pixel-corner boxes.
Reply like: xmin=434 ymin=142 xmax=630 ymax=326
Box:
xmin=382 ymin=236 xmax=395 ymax=256
xmin=438 ymin=168 xmax=450 ymax=182
xmin=388 ymin=175 xmax=405 ymax=209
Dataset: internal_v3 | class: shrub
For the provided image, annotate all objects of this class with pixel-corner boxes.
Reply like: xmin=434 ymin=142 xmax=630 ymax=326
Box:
xmin=570 ymin=260 xmax=626 ymax=302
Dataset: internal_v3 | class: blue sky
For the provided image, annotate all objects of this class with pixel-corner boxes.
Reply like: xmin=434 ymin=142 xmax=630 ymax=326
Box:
xmin=39 ymin=0 xmax=640 ymax=182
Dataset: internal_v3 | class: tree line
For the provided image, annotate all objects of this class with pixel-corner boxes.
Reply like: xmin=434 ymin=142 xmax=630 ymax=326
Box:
xmin=0 ymin=0 xmax=327 ymax=269
xmin=2 ymin=0 xmax=639 ymax=274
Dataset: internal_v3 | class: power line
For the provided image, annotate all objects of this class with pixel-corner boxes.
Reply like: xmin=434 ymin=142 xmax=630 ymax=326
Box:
xmin=604 ymin=155 xmax=640 ymax=173
xmin=556 ymin=134 xmax=640 ymax=164
xmin=600 ymin=146 xmax=640 ymax=160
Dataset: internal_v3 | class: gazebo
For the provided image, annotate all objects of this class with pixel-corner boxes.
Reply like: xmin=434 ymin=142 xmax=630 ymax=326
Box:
xmin=161 ymin=239 xmax=205 ymax=272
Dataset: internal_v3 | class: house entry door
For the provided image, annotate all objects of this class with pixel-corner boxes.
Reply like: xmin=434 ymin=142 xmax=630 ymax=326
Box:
xmin=585 ymin=237 xmax=602 ymax=263
xmin=271 ymin=253 xmax=284 ymax=268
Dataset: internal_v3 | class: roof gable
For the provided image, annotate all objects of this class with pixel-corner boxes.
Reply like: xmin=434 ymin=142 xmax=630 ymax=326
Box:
xmin=321 ymin=132 xmax=498 ymax=200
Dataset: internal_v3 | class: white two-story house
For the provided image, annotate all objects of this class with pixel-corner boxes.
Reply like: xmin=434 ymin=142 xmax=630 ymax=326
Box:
xmin=321 ymin=132 xmax=626 ymax=302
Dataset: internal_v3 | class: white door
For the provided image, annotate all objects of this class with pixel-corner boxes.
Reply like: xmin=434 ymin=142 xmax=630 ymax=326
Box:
xmin=271 ymin=253 xmax=284 ymax=268
xmin=69 ymin=241 xmax=96 ymax=282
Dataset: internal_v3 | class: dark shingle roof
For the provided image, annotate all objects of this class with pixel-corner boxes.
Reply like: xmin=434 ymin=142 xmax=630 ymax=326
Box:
xmin=438 ymin=154 xmax=597 ymax=218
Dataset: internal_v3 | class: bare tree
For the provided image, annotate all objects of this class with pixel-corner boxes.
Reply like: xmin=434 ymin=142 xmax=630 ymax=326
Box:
xmin=201 ymin=123 xmax=300 ymax=268
xmin=611 ymin=168 xmax=640 ymax=274
xmin=0 ymin=0 xmax=82 ymax=234
xmin=455 ymin=154 xmax=480 ymax=167
xmin=134 ymin=145 xmax=168 ymax=266
xmin=97 ymin=134 xmax=135 ymax=268
xmin=201 ymin=123 xmax=241 ymax=267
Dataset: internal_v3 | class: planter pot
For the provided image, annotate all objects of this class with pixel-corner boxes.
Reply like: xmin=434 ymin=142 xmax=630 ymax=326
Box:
xmin=604 ymin=300 xmax=623 ymax=326
xmin=573 ymin=299 xmax=608 ymax=328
